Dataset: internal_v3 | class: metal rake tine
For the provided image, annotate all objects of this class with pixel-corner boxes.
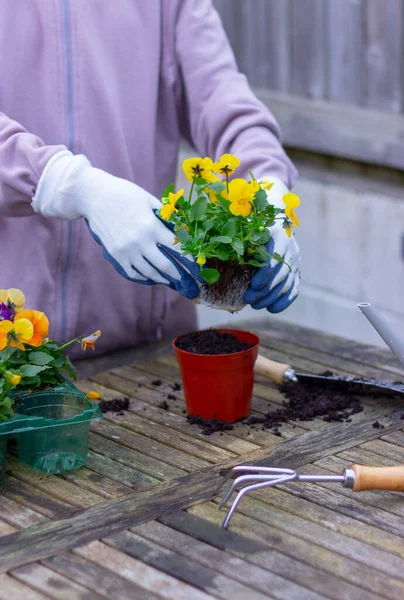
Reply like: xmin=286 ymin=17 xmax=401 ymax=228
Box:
xmin=218 ymin=465 xmax=295 ymax=491
xmin=219 ymin=473 xmax=289 ymax=509
xmin=222 ymin=473 xmax=297 ymax=529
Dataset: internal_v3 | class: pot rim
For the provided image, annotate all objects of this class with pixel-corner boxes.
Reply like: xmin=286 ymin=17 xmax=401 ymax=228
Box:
xmin=172 ymin=328 xmax=259 ymax=358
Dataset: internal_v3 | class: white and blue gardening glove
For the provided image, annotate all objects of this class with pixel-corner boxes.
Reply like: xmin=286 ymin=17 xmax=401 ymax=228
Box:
xmin=32 ymin=151 xmax=200 ymax=299
xmin=244 ymin=178 xmax=301 ymax=313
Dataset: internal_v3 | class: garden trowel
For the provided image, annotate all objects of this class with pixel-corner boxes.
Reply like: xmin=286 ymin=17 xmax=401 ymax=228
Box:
xmin=254 ymin=354 xmax=404 ymax=398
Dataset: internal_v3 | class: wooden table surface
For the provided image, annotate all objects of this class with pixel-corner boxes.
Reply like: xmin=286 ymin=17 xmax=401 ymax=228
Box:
xmin=0 ymin=320 xmax=403 ymax=600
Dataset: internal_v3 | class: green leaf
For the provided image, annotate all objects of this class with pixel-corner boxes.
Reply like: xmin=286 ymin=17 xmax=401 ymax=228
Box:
xmin=51 ymin=355 xmax=66 ymax=369
xmin=177 ymin=227 xmax=191 ymax=244
xmin=161 ymin=183 xmax=174 ymax=201
xmin=28 ymin=351 xmax=55 ymax=366
xmin=220 ymin=220 xmax=239 ymax=238
xmin=19 ymin=375 xmax=42 ymax=388
xmin=211 ymin=235 xmax=232 ymax=244
xmin=251 ymin=230 xmax=270 ymax=244
xmin=208 ymin=181 xmax=226 ymax=193
xmin=270 ymin=252 xmax=292 ymax=272
xmin=190 ymin=197 xmax=208 ymax=221
xmin=195 ymin=177 xmax=207 ymax=186
xmin=200 ymin=268 xmax=220 ymax=284
xmin=231 ymin=239 xmax=244 ymax=256
xmin=247 ymin=259 xmax=266 ymax=267
xmin=20 ymin=364 xmax=48 ymax=377
xmin=217 ymin=196 xmax=231 ymax=211
xmin=213 ymin=250 xmax=230 ymax=261
xmin=202 ymin=219 xmax=214 ymax=232
xmin=254 ymin=189 xmax=268 ymax=212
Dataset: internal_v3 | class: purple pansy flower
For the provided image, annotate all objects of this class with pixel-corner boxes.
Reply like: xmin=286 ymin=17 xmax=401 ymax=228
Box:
xmin=0 ymin=302 xmax=14 ymax=321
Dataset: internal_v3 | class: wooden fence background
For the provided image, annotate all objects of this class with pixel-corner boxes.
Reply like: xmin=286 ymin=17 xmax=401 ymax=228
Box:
xmin=213 ymin=0 xmax=404 ymax=171
xmin=192 ymin=1 xmax=404 ymax=346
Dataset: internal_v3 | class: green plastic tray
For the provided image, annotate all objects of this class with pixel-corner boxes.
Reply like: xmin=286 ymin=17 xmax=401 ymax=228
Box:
xmin=1 ymin=381 xmax=102 ymax=475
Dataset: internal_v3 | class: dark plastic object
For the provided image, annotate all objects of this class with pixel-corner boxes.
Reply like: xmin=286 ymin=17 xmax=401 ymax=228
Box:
xmin=173 ymin=329 xmax=259 ymax=422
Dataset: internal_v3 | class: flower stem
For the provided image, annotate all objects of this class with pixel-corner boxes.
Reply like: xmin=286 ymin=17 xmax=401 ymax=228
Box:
xmin=57 ymin=337 xmax=81 ymax=352
xmin=188 ymin=175 xmax=196 ymax=203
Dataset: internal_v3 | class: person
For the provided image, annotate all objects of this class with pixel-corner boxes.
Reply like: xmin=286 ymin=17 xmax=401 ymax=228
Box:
xmin=0 ymin=0 xmax=300 ymax=358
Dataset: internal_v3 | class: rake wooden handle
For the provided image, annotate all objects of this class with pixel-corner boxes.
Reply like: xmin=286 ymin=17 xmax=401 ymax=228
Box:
xmin=352 ymin=465 xmax=404 ymax=492
xmin=254 ymin=354 xmax=292 ymax=386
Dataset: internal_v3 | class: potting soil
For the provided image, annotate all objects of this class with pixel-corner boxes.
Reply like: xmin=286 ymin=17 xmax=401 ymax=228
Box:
xmin=187 ymin=375 xmax=364 ymax=435
xmin=175 ymin=329 xmax=253 ymax=355
xmin=98 ymin=397 xmax=130 ymax=414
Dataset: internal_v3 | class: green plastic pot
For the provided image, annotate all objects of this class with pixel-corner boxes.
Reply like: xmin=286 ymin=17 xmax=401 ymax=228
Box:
xmin=2 ymin=380 xmax=102 ymax=475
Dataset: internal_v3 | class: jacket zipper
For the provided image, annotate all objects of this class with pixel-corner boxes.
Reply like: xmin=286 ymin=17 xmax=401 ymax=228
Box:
xmin=60 ymin=0 xmax=74 ymax=341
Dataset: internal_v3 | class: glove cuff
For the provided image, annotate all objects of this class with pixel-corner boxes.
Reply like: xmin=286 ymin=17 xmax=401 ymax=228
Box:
xmin=32 ymin=150 xmax=92 ymax=219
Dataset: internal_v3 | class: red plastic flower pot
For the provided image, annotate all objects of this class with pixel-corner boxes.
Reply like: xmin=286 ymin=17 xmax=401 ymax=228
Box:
xmin=173 ymin=329 xmax=259 ymax=423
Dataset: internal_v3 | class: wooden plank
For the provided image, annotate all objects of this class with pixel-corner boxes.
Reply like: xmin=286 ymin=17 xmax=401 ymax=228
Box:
xmin=11 ymin=562 xmax=104 ymax=600
xmin=0 ymin=575 xmax=47 ymax=600
xmin=0 ymin=407 xmax=402 ymax=573
xmin=61 ymin=466 xmax=134 ymax=500
xmin=89 ymin=431 xmax=184 ymax=481
xmin=265 ymin=0 xmax=291 ymax=92
xmin=85 ymin=450 xmax=158 ymax=489
xmin=133 ymin=519 xmax=325 ymax=600
xmin=99 ymin=410 xmax=236 ymax=464
xmin=1 ymin=476 xmax=72 ymax=519
xmin=381 ymin=429 xmax=404 ymax=447
xmin=290 ymin=0 xmax=325 ymax=99
xmin=293 ymin=461 xmax=404 ymax=526
xmin=6 ymin=457 xmax=103 ymax=509
xmin=105 ymin=530 xmax=272 ymax=600
xmin=92 ymin=419 xmax=210 ymax=472
xmin=365 ymin=0 xmax=403 ymax=112
xmin=43 ymin=551 xmax=162 ymax=600
xmin=255 ymin=322 xmax=404 ymax=379
xmin=359 ymin=438 xmax=404 ymax=461
xmin=160 ymin=510 xmax=383 ymax=600
xmin=75 ymin=540 xmax=216 ymax=600
xmin=325 ymin=0 xmax=364 ymax=104
xmin=255 ymin=90 xmax=404 ymax=171
xmin=0 ymin=496 xmax=45 ymax=529
xmin=92 ymin=370 xmax=285 ymax=448
xmin=212 ymin=493 xmax=404 ymax=574
xmin=247 ymin=478 xmax=404 ymax=554
xmin=189 ymin=502 xmax=401 ymax=600
xmin=313 ymin=455 xmax=404 ymax=518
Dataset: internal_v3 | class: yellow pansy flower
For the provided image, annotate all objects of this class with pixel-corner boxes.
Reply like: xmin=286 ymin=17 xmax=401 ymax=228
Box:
xmin=182 ymin=157 xmax=218 ymax=183
xmin=160 ymin=188 xmax=184 ymax=221
xmin=196 ymin=255 xmax=206 ymax=266
xmin=207 ymin=188 xmax=219 ymax=204
xmin=212 ymin=154 xmax=240 ymax=177
xmin=260 ymin=178 xmax=274 ymax=191
xmin=225 ymin=178 xmax=256 ymax=218
xmin=283 ymin=193 xmax=300 ymax=237
xmin=4 ymin=372 xmax=21 ymax=386
xmin=0 ymin=318 xmax=34 ymax=351
xmin=0 ymin=288 xmax=25 ymax=311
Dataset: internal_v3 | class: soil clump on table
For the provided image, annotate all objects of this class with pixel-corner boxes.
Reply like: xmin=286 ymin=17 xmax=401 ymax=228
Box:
xmin=98 ymin=397 xmax=130 ymax=414
xmin=175 ymin=329 xmax=253 ymax=355
xmin=187 ymin=374 xmax=365 ymax=435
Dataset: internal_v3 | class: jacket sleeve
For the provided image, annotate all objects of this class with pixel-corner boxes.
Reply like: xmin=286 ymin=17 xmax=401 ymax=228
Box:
xmin=0 ymin=112 xmax=66 ymax=216
xmin=175 ymin=0 xmax=297 ymax=188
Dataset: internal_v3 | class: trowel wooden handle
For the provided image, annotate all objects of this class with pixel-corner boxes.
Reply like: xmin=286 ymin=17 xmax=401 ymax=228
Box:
xmin=254 ymin=354 xmax=292 ymax=385
xmin=352 ymin=465 xmax=404 ymax=492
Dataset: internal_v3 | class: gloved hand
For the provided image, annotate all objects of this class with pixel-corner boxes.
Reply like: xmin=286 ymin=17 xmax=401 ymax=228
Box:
xmin=244 ymin=177 xmax=301 ymax=313
xmin=32 ymin=151 xmax=200 ymax=299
